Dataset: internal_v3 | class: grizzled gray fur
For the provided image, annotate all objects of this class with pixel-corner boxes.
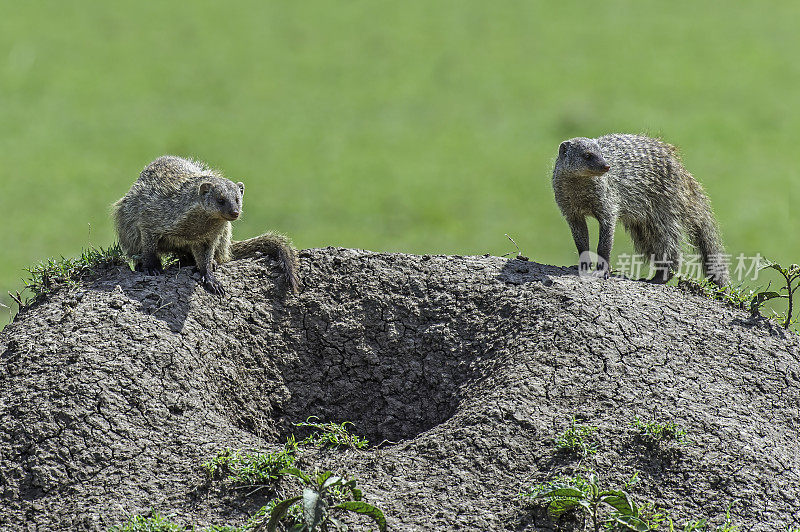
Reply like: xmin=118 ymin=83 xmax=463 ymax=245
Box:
xmin=113 ymin=155 xmax=300 ymax=296
xmin=552 ymin=134 xmax=729 ymax=286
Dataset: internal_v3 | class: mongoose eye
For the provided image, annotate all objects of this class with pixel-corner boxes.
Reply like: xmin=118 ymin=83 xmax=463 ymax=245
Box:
xmin=217 ymin=198 xmax=225 ymax=206
xmin=583 ymin=152 xmax=593 ymax=160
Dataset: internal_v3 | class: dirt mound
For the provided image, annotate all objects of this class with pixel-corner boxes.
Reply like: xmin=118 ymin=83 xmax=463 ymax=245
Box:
xmin=1 ymin=248 xmax=799 ymax=531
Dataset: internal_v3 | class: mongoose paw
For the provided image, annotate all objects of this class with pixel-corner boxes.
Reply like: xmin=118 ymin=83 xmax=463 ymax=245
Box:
xmin=586 ymin=269 xmax=609 ymax=280
xmin=200 ymin=273 xmax=226 ymax=296
xmin=582 ymin=265 xmax=609 ymax=279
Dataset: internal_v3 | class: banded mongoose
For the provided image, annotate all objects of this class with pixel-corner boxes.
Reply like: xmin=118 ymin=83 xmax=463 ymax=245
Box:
xmin=112 ymin=155 xmax=300 ymax=296
xmin=552 ymin=134 xmax=729 ymax=286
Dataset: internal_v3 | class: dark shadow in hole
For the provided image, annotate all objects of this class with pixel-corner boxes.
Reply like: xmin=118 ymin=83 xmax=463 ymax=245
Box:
xmin=266 ymin=263 xmax=502 ymax=445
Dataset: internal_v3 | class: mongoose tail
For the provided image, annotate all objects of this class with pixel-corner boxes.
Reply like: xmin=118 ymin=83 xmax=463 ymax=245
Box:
xmin=231 ymin=232 xmax=300 ymax=294
xmin=684 ymin=175 xmax=730 ymax=287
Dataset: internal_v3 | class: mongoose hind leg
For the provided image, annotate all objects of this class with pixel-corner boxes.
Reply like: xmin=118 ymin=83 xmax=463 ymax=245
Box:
xmin=135 ymin=253 xmax=164 ymax=276
xmin=648 ymin=252 xmax=679 ymax=283
xmin=136 ymin=232 xmax=164 ymax=276
xmin=626 ymin=221 xmax=679 ymax=284
xmin=173 ymin=253 xmax=218 ymax=271
xmin=642 ymin=270 xmax=673 ymax=284
xmin=637 ymin=251 xmax=679 ymax=284
xmin=172 ymin=250 xmax=196 ymax=268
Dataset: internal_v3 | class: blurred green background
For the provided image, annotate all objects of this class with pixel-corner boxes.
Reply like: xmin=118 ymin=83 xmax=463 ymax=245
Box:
xmin=1 ymin=1 xmax=798 ymax=326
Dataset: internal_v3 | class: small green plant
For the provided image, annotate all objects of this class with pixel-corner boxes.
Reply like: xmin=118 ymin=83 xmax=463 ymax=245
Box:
xmin=108 ymin=510 xmax=186 ymax=532
xmin=614 ymin=501 xmax=667 ymax=531
xmin=666 ymin=518 xmax=708 ymax=532
xmin=523 ymin=472 xmax=650 ymax=532
xmin=661 ymin=503 xmax=742 ymax=532
xmin=204 ymin=500 xmax=304 ymax=532
xmin=712 ymin=504 xmax=740 ymax=532
xmin=524 ymin=472 xmax=748 ymax=532
xmin=264 ymin=469 xmax=386 ymax=532
xmin=674 ymin=274 xmax=757 ymax=312
xmin=202 ymin=438 xmax=298 ymax=487
xmin=255 ymin=498 xmax=304 ymax=530
xmin=294 ymin=417 xmax=369 ymax=450
xmin=22 ymin=243 xmax=126 ymax=298
xmin=555 ymin=417 xmax=598 ymax=458
xmin=631 ymin=418 xmax=690 ymax=446
xmin=751 ymin=260 xmax=799 ymax=329
xmin=676 ymin=264 xmax=799 ymax=333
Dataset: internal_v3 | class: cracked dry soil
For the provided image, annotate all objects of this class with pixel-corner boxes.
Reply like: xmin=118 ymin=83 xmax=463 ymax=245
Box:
xmin=1 ymin=248 xmax=799 ymax=531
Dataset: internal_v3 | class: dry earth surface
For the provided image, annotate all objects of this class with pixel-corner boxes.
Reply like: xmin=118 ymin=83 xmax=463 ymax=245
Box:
xmin=1 ymin=248 xmax=799 ymax=531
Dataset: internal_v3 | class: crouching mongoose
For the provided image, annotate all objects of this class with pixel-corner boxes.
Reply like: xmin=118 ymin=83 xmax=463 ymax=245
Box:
xmin=112 ymin=155 xmax=299 ymax=296
xmin=551 ymin=134 xmax=729 ymax=286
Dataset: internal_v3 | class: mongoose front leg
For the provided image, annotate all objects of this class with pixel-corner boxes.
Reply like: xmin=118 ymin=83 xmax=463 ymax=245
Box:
xmin=596 ymin=217 xmax=616 ymax=279
xmin=567 ymin=217 xmax=591 ymax=272
xmin=136 ymin=232 xmax=164 ymax=276
xmin=192 ymin=243 xmax=225 ymax=296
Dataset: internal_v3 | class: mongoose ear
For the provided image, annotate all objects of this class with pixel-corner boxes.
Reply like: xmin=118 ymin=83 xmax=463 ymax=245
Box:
xmin=199 ymin=182 xmax=213 ymax=196
xmin=559 ymin=141 xmax=571 ymax=158
xmin=237 ymin=182 xmax=245 ymax=195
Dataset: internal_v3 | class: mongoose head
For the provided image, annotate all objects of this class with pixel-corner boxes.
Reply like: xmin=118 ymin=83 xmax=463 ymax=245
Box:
xmin=199 ymin=178 xmax=245 ymax=221
xmin=557 ymin=137 xmax=611 ymax=177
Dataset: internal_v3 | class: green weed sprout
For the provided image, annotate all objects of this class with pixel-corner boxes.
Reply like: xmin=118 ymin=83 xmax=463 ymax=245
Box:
xmin=22 ymin=243 xmax=126 ymax=300
xmin=108 ymin=510 xmax=184 ymax=532
xmin=674 ymin=274 xmax=757 ymax=311
xmin=202 ymin=439 xmax=298 ymax=487
xmin=294 ymin=417 xmax=369 ymax=450
xmin=555 ymin=417 xmax=598 ymax=458
xmin=631 ymin=418 xmax=690 ymax=446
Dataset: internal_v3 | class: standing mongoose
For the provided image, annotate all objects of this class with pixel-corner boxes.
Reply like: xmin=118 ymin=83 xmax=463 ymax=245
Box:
xmin=113 ymin=155 xmax=300 ymax=296
xmin=552 ymin=134 xmax=729 ymax=286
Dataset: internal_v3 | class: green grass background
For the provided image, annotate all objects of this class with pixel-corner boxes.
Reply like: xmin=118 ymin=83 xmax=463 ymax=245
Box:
xmin=1 ymin=1 xmax=798 ymax=326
